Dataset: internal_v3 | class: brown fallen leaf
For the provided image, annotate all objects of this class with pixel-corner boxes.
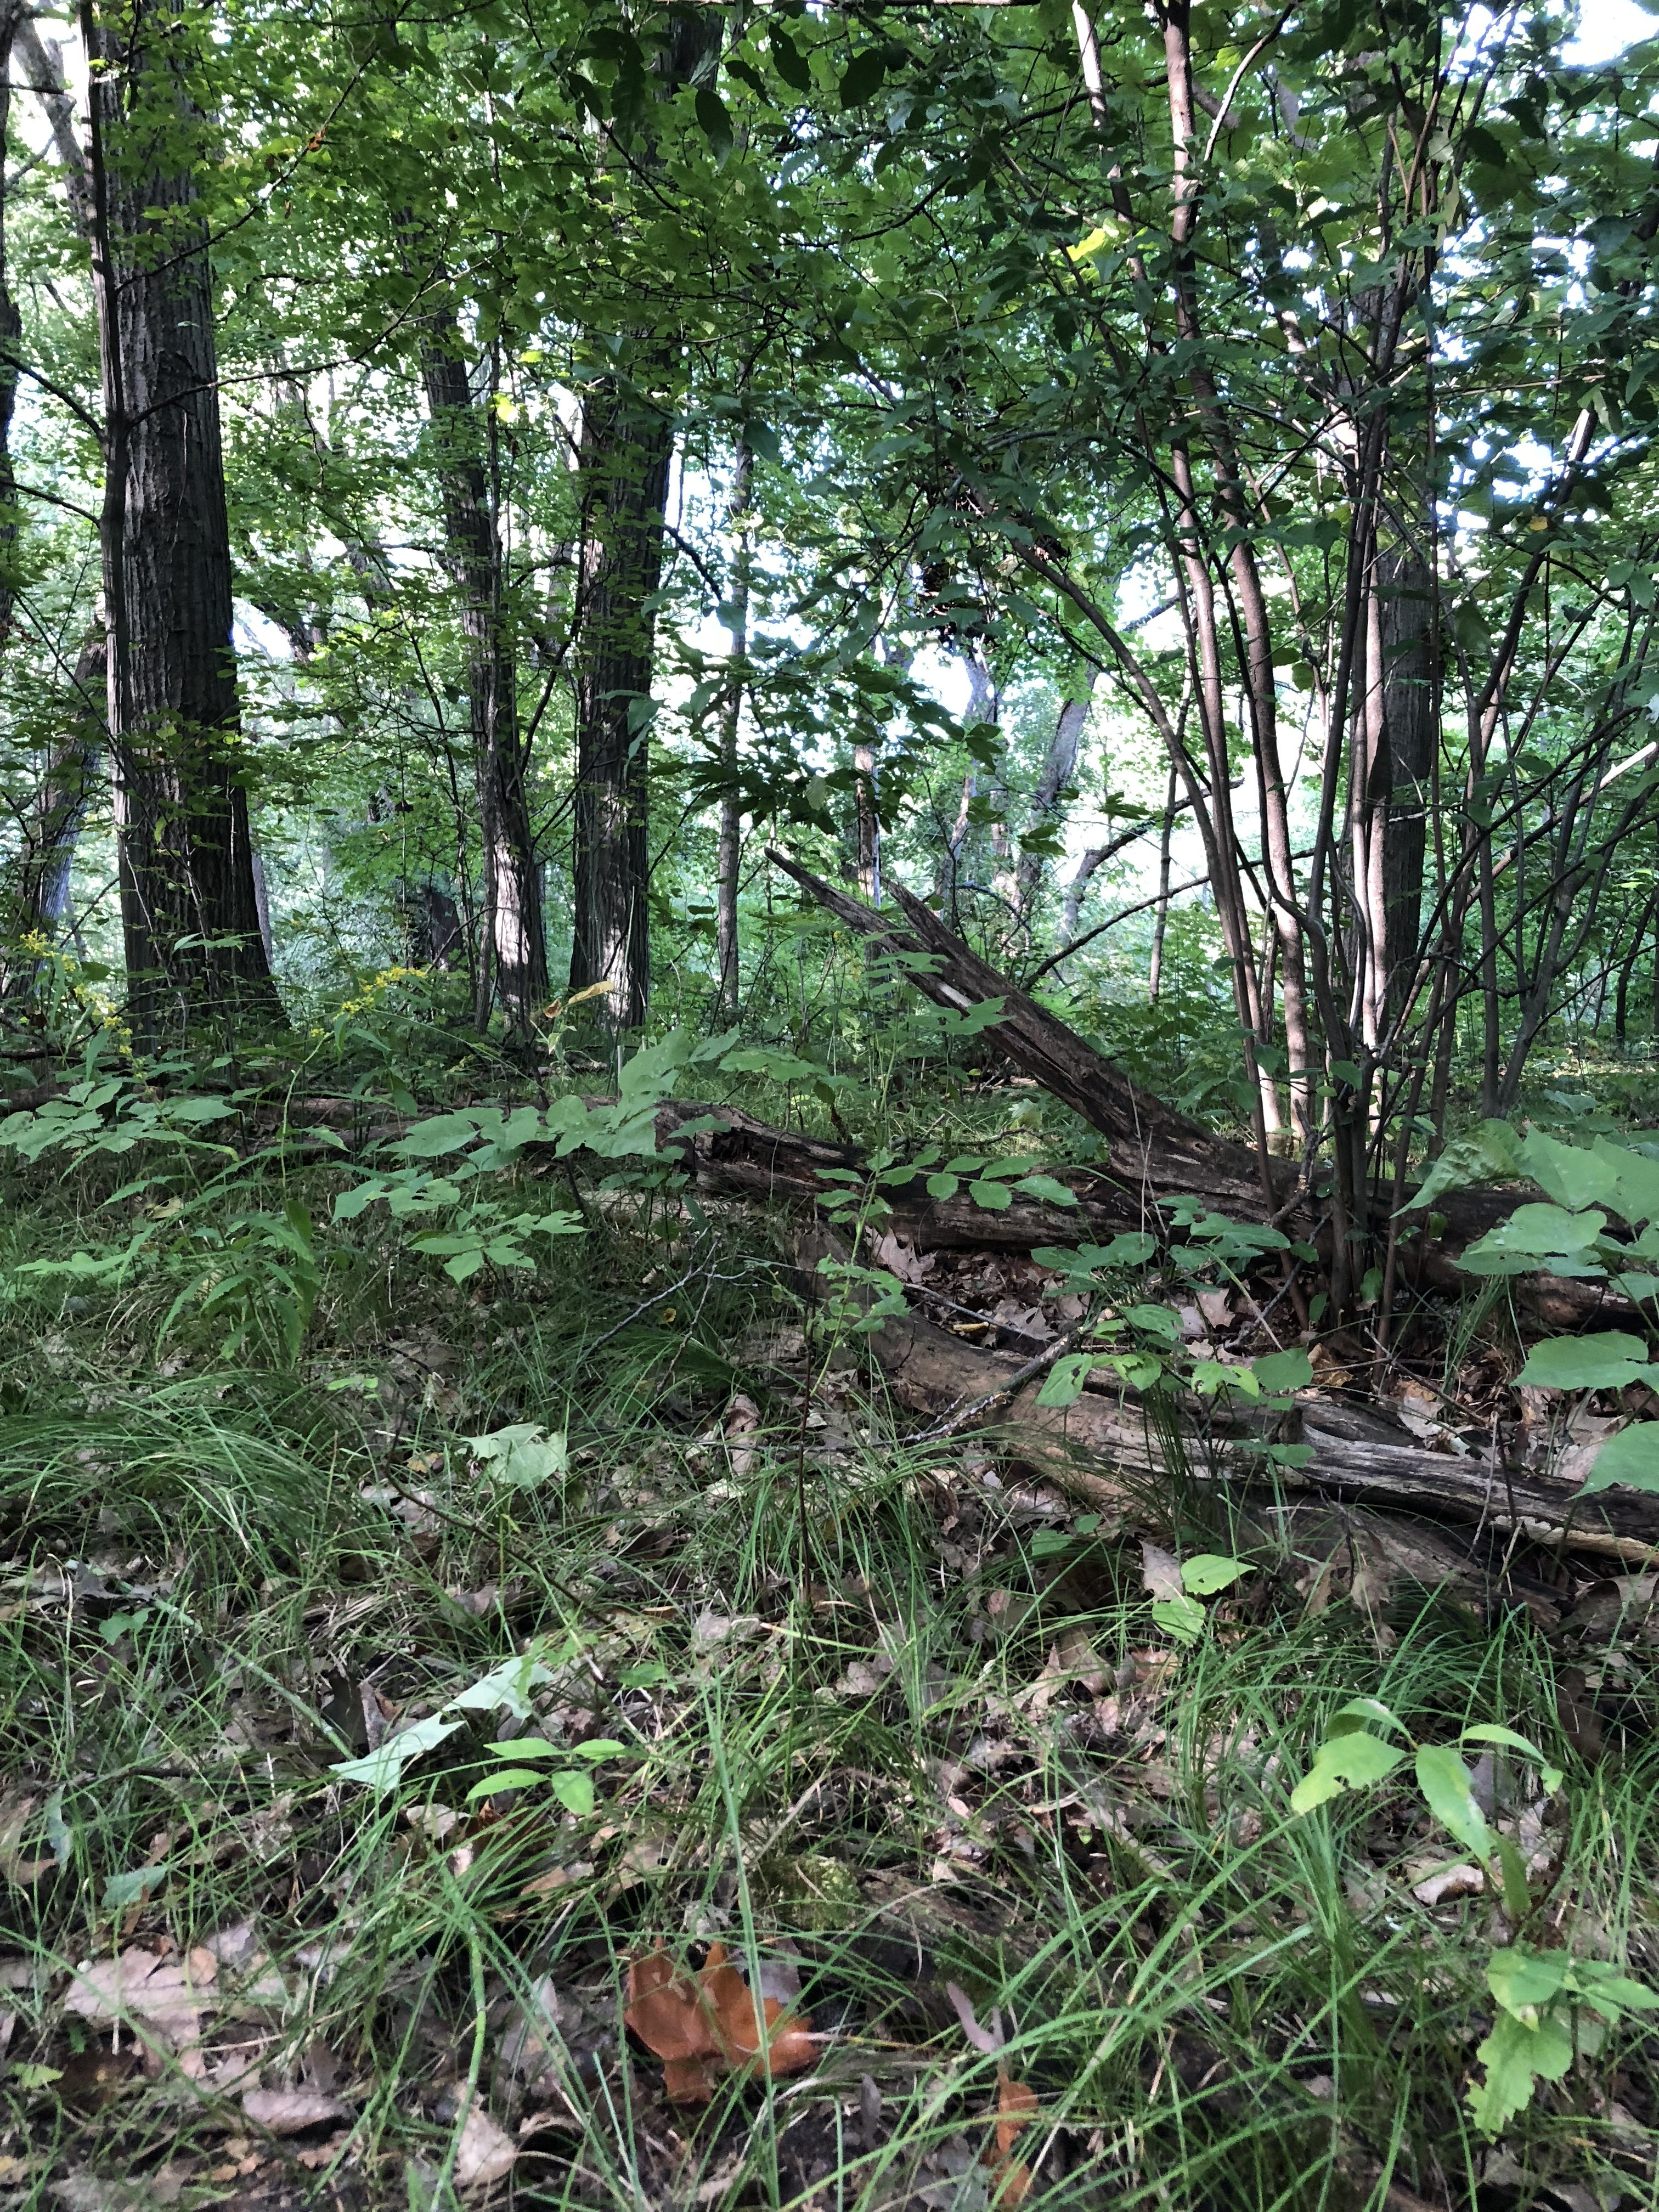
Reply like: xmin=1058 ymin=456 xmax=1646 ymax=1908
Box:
xmin=63 ymin=1947 xmax=216 ymax=2062
xmin=242 ymin=2086 xmax=348 ymax=2135
xmin=452 ymin=2100 xmax=518 ymax=2188
xmin=984 ymin=2068 xmax=1038 ymax=2206
xmin=623 ymin=1941 xmax=815 ymax=2101
xmin=624 ymin=1946 xmax=719 ymax=2065
xmin=700 ymin=1943 xmax=817 ymax=2080
xmin=0 ymin=1791 xmax=53 ymax=1887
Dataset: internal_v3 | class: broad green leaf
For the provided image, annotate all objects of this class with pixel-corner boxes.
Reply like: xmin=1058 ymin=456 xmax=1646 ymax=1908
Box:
xmin=969 ymin=1180 xmax=1013 ymax=1211
xmin=1251 ymin=1348 xmax=1313 ymax=1393
xmin=1415 ymin=1744 xmax=1493 ymax=1862
xmin=1036 ymin=1352 xmax=1093 ymax=1408
xmin=485 ymin=1737 xmax=561 ymax=1760
xmin=1013 ymin=1174 xmax=1079 ymax=1206
xmin=1469 ymin=2007 xmax=1573 ymax=2135
xmin=1290 ymin=1731 xmax=1406 ymax=1813
xmin=465 ymin=1768 xmax=552 ymax=1802
xmin=926 ymin=1172 xmax=960 ymax=1200
xmin=1516 ymin=1332 xmax=1649 ymax=1391
xmin=569 ymin=1738 xmax=627 ymax=1760
xmin=1582 ymin=1421 xmax=1659 ymax=1493
xmin=550 ymin=1770 xmax=596 ymax=1816
xmin=394 ymin=1113 xmax=481 ymax=1159
xmin=448 ymin=1647 xmax=557 ymax=1719
xmin=769 ymin=26 xmax=812 ymax=91
xmin=1151 ymin=1592 xmax=1206 ymax=1644
xmin=1330 ymin=1696 xmax=1406 ymax=1739
xmin=1488 ymin=1945 xmax=1568 ymax=2017
xmin=839 ymin=46 xmax=887 ymax=108
xmin=1181 ymin=1554 xmax=1246 ymax=1595
xmin=1104 ymin=1350 xmax=1164 ymax=1390
xmin=469 ymin=1423 xmax=567 ymax=1488
xmin=101 ymin=1864 xmax=168 ymax=1912
xmin=1460 ymin=1725 xmax=1564 ymax=1794
xmin=695 ymin=85 xmax=733 ymax=161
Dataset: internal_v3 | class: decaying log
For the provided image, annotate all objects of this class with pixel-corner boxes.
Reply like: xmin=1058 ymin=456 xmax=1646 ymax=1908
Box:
xmin=653 ymin=1097 xmax=1621 ymax=1334
xmin=857 ymin=1295 xmax=1659 ymax=1571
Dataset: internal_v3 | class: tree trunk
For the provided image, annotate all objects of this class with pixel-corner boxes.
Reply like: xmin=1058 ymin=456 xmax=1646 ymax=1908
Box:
xmin=1379 ymin=552 xmax=1436 ymax=1015
xmin=0 ymin=0 xmax=22 ymax=654
xmin=568 ymin=370 xmax=674 ymax=1030
xmin=82 ymin=0 xmax=278 ymax=1040
xmin=1014 ymin=673 xmax=1096 ymax=926
xmin=419 ymin=331 xmax=547 ymax=1030
xmin=1148 ymin=761 xmax=1178 ymax=1001
xmin=14 ymin=636 xmax=105 ymax=941
xmin=715 ymin=435 xmax=752 ymax=1015
xmin=568 ymin=7 xmax=721 ymax=1032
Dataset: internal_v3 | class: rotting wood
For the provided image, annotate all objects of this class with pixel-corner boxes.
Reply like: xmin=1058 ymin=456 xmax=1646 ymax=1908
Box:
xmin=852 ymin=1289 xmax=1659 ymax=1568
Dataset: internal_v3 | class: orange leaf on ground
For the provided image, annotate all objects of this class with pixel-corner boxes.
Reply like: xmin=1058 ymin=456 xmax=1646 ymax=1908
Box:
xmin=700 ymin=1943 xmax=816 ymax=2081
xmin=623 ymin=1946 xmax=719 ymax=2064
xmin=985 ymin=2069 xmax=1038 ymax=2206
xmin=624 ymin=1942 xmax=815 ymax=2100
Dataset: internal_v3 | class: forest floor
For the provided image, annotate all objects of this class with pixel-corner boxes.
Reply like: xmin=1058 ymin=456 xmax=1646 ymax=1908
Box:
xmin=0 ymin=1122 xmax=1655 ymax=2212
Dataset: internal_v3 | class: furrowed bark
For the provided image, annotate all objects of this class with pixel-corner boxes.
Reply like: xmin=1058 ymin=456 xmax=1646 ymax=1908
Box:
xmin=419 ymin=326 xmax=548 ymax=1030
xmin=82 ymin=0 xmax=280 ymax=1039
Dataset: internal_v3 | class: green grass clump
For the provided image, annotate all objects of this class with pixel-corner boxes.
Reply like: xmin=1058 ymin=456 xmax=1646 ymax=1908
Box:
xmin=0 ymin=1144 xmax=1653 ymax=2211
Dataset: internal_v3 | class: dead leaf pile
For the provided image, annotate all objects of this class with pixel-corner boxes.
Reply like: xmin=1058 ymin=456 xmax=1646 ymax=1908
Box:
xmin=623 ymin=1941 xmax=816 ymax=2102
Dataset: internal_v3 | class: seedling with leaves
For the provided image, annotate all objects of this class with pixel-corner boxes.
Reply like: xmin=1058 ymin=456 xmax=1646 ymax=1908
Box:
xmin=1291 ymin=1698 xmax=1657 ymax=2132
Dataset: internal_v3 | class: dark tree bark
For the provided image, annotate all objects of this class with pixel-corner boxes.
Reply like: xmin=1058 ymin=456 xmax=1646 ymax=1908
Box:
xmin=568 ymin=372 xmax=674 ymax=1028
xmin=715 ymin=434 xmax=752 ymax=1015
xmin=568 ymin=8 xmax=722 ymax=1031
xmin=0 ymin=0 xmax=23 ymax=653
xmin=1378 ymin=551 xmax=1437 ymax=1012
xmin=82 ymin=0 xmax=279 ymax=1039
xmin=420 ymin=332 xmax=547 ymax=1030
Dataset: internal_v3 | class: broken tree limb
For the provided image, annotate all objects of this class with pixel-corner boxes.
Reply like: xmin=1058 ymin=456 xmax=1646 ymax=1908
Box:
xmin=764 ymin=847 xmax=1284 ymax=1222
xmin=650 ymin=1097 xmax=1620 ymax=1327
xmin=856 ymin=1294 xmax=1659 ymax=1567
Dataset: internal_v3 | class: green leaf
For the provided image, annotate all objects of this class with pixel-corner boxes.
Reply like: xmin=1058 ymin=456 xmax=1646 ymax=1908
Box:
xmin=769 ymin=26 xmax=811 ymax=91
xmin=467 ymin=1423 xmax=568 ymax=1488
xmin=695 ymin=85 xmax=733 ymax=161
xmin=549 ymin=1770 xmax=596 ymax=1816
xmin=1013 ymin=1174 xmax=1079 ymax=1206
xmin=332 ymin=1712 xmax=463 ymax=1790
xmin=1469 ymin=2007 xmax=1573 ymax=2135
xmin=1289 ymin=1731 xmax=1407 ymax=1813
xmin=1181 ymin=1553 xmax=1246 ymax=1595
xmin=1460 ymin=1725 xmax=1564 ymax=1795
xmin=1517 ymin=1332 xmax=1650 ymax=1391
xmin=1151 ymin=1592 xmax=1206 ymax=1644
xmin=1250 ymin=1347 xmax=1313 ymax=1393
xmin=101 ymin=1864 xmax=168 ymax=1912
xmin=1487 ymin=1944 xmax=1569 ymax=2016
xmin=465 ymin=1768 xmax=552 ymax=1802
xmin=969 ymin=1180 xmax=1013 ymax=1211
xmin=1036 ymin=1352 xmax=1093 ymax=1408
xmin=1582 ymin=1421 xmax=1659 ymax=1493
xmin=394 ymin=1113 xmax=481 ymax=1160
xmin=1330 ymin=1697 xmax=1407 ymax=1739
xmin=926 ymin=1172 xmax=960 ymax=1200
xmin=839 ymin=46 xmax=887 ymax=107
xmin=1414 ymin=1743 xmax=1493 ymax=1863
xmin=484 ymin=1737 xmax=561 ymax=1760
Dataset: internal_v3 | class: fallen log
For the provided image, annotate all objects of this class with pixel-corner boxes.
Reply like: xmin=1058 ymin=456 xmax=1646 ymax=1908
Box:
xmin=857 ymin=1296 xmax=1659 ymax=1571
xmin=651 ymin=1097 xmax=1617 ymax=1332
